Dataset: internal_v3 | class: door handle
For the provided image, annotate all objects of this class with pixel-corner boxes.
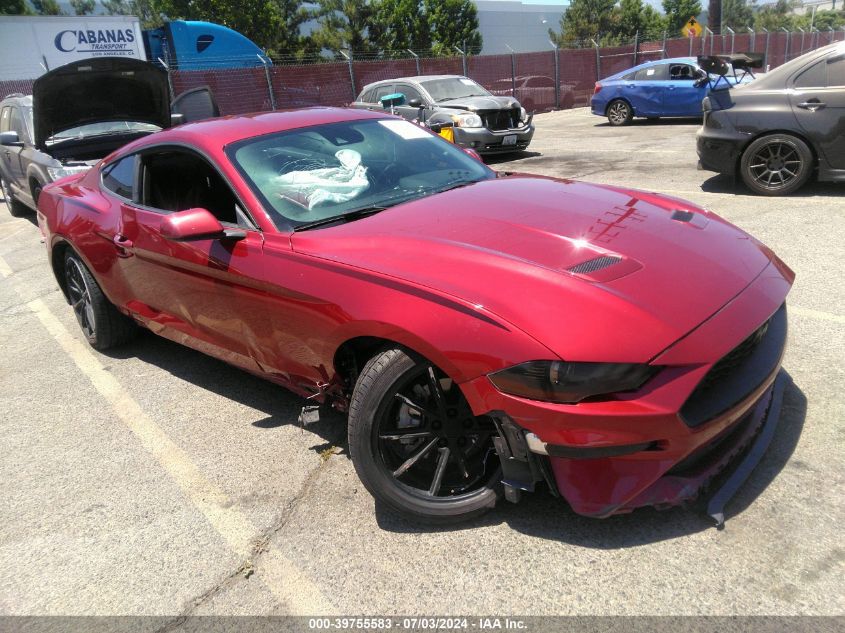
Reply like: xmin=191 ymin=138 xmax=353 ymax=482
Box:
xmin=113 ymin=233 xmax=134 ymax=257
xmin=797 ymin=100 xmax=826 ymax=111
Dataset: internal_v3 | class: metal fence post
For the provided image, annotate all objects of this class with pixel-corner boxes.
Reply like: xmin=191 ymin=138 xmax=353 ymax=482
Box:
xmin=505 ymin=44 xmax=516 ymax=96
xmin=748 ymin=27 xmax=755 ymax=52
xmin=762 ymin=28 xmax=769 ymax=68
xmin=340 ymin=49 xmax=356 ymax=101
xmin=661 ymin=30 xmax=667 ymax=58
xmin=798 ymin=27 xmax=805 ymax=55
xmin=407 ymin=49 xmax=420 ymax=75
xmin=591 ymin=39 xmax=601 ymax=82
xmin=782 ymin=28 xmax=790 ymax=62
xmin=633 ymin=31 xmax=638 ymax=66
xmin=549 ymin=41 xmax=560 ymax=110
xmin=454 ymin=45 xmax=467 ymax=77
xmin=259 ymin=54 xmax=276 ymax=111
xmin=688 ymin=33 xmax=693 ymax=56
xmin=828 ymin=26 xmax=835 ymax=44
xmin=158 ymin=57 xmax=175 ymax=101
xmin=705 ymin=27 xmax=713 ymax=55
xmin=726 ymin=26 xmax=735 ymax=54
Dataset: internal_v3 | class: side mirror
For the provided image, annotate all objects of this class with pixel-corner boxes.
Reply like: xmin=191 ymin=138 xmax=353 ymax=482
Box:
xmin=408 ymin=98 xmax=423 ymax=108
xmin=0 ymin=131 xmax=23 ymax=147
xmin=160 ymin=208 xmax=244 ymax=242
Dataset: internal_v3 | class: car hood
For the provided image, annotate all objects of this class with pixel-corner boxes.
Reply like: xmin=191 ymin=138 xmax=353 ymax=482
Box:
xmin=32 ymin=57 xmax=170 ymax=151
xmin=291 ymin=176 xmax=775 ymax=362
xmin=436 ymin=95 xmax=520 ymax=111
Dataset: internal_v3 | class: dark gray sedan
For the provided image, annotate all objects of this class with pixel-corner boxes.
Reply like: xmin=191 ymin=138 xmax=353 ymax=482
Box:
xmin=697 ymin=42 xmax=845 ymax=195
xmin=351 ymin=75 xmax=534 ymax=154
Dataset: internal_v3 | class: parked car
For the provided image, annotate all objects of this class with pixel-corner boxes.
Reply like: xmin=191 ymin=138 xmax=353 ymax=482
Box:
xmin=0 ymin=57 xmax=169 ymax=216
xmin=489 ymin=75 xmax=576 ymax=111
xmin=1 ymin=57 xmax=217 ymax=217
xmin=698 ymin=42 xmax=845 ymax=195
xmin=351 ymin=75 xmax=534 ymax=154
xmin=38 ymin=107 xmax=793 ymax=525
xmin=591 ymin=57 xmax=753 ymax=126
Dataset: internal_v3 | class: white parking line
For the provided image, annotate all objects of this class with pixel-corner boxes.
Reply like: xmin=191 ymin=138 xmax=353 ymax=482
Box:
xmin=0 ymin=254 xmax=335 ymax=615
xmin=790 ymin=305 xmax=845 ymax=326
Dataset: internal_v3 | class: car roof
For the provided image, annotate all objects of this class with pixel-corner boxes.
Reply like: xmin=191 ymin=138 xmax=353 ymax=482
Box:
xmin=746 ymin=41 xmax=845 ymax=90
xmin=119 ymin=107 xmax=391 ymax=154
xmin=360 ymin=75 xmax=467 ymax=92
xmin=1 ymin=94 xmax=32 ymax=106
xmin=607 ymin=57 xmax=697 ymax=79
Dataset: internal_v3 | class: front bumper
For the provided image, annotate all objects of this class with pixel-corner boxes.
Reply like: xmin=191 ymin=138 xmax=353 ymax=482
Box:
xmin=454 ymin=121 xmax=534 ymax=154
xmin=460 ymin=259 xmax=794 ymax=518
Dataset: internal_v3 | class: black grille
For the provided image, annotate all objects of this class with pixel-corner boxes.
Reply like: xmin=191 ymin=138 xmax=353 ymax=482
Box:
xmin=567 ymin=255 xmax=622 ymax=275
xmin=680 ymin=304 xmax=787 ymax=428
xmin=481 ymin=109 xmax=519 ymax=131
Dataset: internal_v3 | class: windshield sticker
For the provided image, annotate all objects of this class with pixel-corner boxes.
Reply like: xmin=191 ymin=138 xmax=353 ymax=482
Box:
xmin=646 ymin=68 xmax=656 ymax=76
xmin=459 ymin=79 xmax=475 ymax=86
xmin=377 ymin=119 xmax=431 ymax=140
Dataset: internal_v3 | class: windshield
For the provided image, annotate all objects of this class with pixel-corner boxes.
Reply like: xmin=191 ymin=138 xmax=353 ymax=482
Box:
xmin=47 ymin=121 xmax=161 ymax=144
xmin=227 ymin=118 xmax=494 ymax=230
xmin=420 ymin=78 xmax=490 ymax=102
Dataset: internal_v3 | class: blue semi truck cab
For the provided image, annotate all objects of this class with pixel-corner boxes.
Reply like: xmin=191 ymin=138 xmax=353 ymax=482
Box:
xmin=143 ymin=20 xmax=270 ymax=70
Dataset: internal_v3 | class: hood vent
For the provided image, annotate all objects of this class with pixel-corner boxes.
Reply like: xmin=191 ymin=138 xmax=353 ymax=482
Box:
xmin=671 ymin=209 xmax=695 ymax=223
xmin=567 ymin=255 xmax=621 ymax=275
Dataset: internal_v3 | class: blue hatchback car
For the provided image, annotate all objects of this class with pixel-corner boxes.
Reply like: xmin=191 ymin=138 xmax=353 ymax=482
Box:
xmin=590 ymin=57 xmax=748 ymax=126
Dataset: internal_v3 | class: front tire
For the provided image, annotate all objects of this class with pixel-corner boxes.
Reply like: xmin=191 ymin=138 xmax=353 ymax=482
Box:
xmin=739 ymin=134 xmax=813 ymax=196
xmin=63 ymin=250 xmax=138 ymax=350
xmin=607 ymin=99 xmax=633 ymax=126
xmin=348 ymin=348 xmax=501 ymax=524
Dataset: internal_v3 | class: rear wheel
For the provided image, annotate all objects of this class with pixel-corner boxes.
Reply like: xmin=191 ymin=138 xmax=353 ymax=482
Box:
xmin=1 ymin=175 xmax=28 ymax=217
xmin=607 ymin=100 xmax=633 ymax=126
xmin=348 ymin=348 xmax=501 ymax=524
xmin=739 ymin=134 xmax=813 ymax=196
xmin=64 ymin=250 xmax=138 ymax=350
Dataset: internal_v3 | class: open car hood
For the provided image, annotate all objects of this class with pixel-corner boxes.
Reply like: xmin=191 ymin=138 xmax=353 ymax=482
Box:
xmin=32 ymin=57 xmax=170 ymax=151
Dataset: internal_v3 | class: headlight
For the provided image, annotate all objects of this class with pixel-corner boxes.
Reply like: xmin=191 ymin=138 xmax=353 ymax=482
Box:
xmin=47 ymin=165 xmax=89 ymax=181
xmin=488 ymin=360 xmax=658 ymax=404
xmin=452 ymin=113 xmax=483 ymax=128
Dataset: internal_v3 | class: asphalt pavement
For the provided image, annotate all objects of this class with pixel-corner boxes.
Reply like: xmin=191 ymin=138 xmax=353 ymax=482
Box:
xmin=0 ymin=108 xmax=842 ymax=620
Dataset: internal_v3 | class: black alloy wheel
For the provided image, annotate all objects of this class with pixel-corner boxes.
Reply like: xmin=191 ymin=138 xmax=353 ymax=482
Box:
xmin=740 ymin=134 xmax=813 ymax=196
xmin=348 ymin=348 xmax=501 ymax=523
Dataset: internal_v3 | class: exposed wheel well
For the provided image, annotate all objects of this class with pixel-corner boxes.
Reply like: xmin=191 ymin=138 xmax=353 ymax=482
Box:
xmin=28 ymin=176 xmax=43 ymax=206
xmin=737 ymin=129 xmax=818 ymax=176
xmin=333 ymin=336 xmax=402 ymax=394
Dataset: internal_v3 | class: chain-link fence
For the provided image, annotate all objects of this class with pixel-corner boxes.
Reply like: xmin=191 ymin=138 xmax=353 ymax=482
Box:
xmin=3 ymin=28 xmax=844 ymax=117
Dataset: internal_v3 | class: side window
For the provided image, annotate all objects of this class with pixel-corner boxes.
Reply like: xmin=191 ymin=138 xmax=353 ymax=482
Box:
xmin=634 ymin=65 xmax=667 ymax=81
xmin=373 ymin=85 xmax=396 ymax=103
xmin=0 ymin=106 xmax=9 ymax=133
xmin=622 ymin=71 xmax=638 ymax=81
xmin=360 ymin=89 xmax=374 ymax=103
xmin=141 ymin=150 xmax=246 ymax=226
xmin=794 ymin=60 xmax=827 ymax=88
xmin=395 ymin=84 xmax=424 ymax=104
xmin=8 ymin=107 xmax=26 ymax=139
xmin=669 ymin=64 xmax=694 ymax=80
xmin=102 ymin=155 xmax=136 ymax=199
xmin=827 ymin=57 xmax=845 ymax=87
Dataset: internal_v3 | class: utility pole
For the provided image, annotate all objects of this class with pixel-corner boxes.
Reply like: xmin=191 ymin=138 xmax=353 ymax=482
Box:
xmin=708 ymin=0 xmax=721 ymax=35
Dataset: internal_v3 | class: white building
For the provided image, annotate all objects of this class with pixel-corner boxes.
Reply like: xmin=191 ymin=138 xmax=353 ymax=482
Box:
xmin=475 ymin=1 xmax=569 ymax=54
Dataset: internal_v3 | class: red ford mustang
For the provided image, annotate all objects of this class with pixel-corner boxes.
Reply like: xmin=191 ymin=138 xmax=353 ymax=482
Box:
xmin=37 ymin=107 xmax=794 ymax=525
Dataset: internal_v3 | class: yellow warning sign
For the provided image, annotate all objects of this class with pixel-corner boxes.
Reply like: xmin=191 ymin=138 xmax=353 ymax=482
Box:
xmin=683 ymin=17 xmax=702 ymax=38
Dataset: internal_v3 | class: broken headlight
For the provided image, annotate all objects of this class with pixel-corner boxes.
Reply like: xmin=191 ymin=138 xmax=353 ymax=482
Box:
xmin=488 ymin=360 xmax=658 ymax=404
xmin=452 ymin=113 xmax=483 ymax=128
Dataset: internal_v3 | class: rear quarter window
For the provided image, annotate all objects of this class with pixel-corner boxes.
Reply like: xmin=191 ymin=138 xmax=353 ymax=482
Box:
xmin=102 ymin=156 xmax=135 ymax=199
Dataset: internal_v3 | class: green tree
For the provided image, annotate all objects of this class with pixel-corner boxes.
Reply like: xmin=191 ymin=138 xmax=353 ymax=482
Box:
xmin=753 ymin=0 xmax=796 ymax=30
xmin=311 ymin=0 xmax=378 ymax=56
xmin=70 ymin=0 xmax=96 ymax=14
xmin=549 ymin=0 xmax=617 ymax=47
xmin=100 ymin=0 xmax=163 ymax=29
xmin=793 ymin=9 xmax=845 ymax=30
xmin=425 ymin=0 xmax=481 ymax=55
xmin=32 ymin=0 xmax=64 ymax=14
xmin=722 ymin=0 xmax=753 ymax=28
xmin=614 ymin=0 xmax=667 ymax=42
xmin=0 ymin=0 xmax=32 ymax=14
xmin=662 ymin=0 xmax=701 ymax=34
xmin=371 ymin=0 xmax=431 ymax=53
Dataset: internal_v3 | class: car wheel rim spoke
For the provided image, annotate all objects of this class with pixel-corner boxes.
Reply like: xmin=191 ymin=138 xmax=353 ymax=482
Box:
xmin=377 ymin=365 xmax=497 ymax=499
xmin=65 ymin=260 xmax=95 ymax=338
xmin=751 ymin=142 xmax=801 ymax=189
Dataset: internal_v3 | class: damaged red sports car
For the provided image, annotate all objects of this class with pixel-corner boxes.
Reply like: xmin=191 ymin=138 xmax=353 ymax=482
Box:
xmin=37 ymin=107 xmax=793 ymax=525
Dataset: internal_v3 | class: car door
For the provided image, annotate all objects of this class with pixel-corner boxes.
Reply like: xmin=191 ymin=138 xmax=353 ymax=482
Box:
xmin=626 ymin=64 xmax=669 ymax=116
xmin=789 ymin=53 xmax=845 ymax=170
xmin=662 ymin=63 xmax=707 ymax=116
xmin=1 ymin=105 xmax=27 ymax=191
xmin=113 ymin=146 xmax=270 ymax=372
xmin=393 ymin=83 xmax=428 ymax=121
